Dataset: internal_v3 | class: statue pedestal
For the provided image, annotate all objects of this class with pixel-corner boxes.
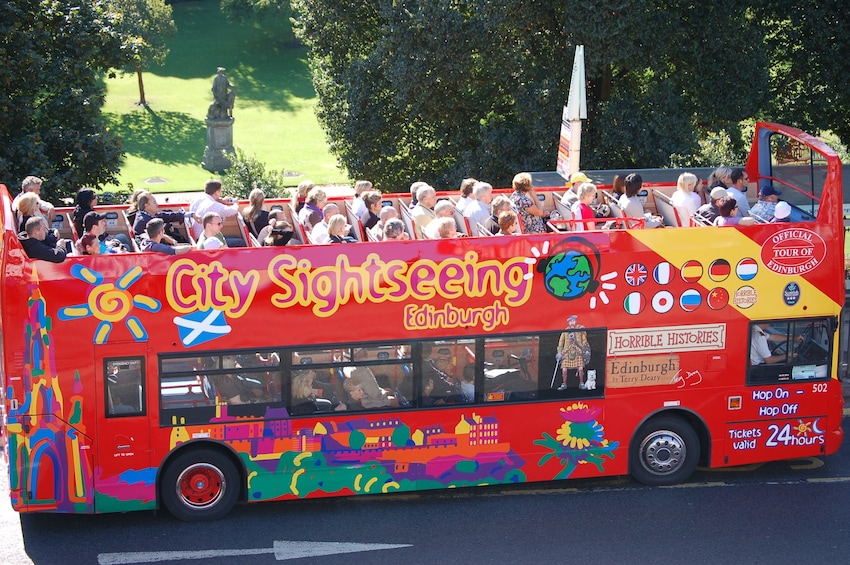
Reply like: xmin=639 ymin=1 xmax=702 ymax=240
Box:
xmin=202 ymin=118 xmax=235 ymax=172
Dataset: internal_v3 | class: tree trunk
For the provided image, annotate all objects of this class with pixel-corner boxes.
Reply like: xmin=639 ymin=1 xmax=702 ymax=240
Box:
xmin=135 ymin=63 xmax=147 ymax=106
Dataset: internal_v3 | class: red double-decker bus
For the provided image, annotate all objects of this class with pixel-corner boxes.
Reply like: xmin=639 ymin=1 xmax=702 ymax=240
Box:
xmin=1 ymin=122 xmax=844 ymax=520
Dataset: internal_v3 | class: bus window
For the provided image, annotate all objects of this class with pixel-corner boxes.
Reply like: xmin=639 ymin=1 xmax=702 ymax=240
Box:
xmin=483 ymin=336 xmax=538 ymax=402
xmin=748 ymin=318 xmax=833 ymax=385
xmin=420 ymin=339 xmax=474 ymax=406
xmin=106 ymin=358 xmax=145 ymax=417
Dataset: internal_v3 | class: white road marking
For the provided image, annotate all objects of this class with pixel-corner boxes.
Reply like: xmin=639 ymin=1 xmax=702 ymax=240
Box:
xmin=97 ymin=541 xmax=412 ymax=564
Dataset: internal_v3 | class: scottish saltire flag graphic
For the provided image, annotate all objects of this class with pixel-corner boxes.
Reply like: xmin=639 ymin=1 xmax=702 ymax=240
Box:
xmin=680 ymin=289 xmax=702 ymax=312
xmin=680 ymin=260 xmax=703 ymax=283
xmin=624 ymin=292 xmax=646 ymax=315
xmin=708 ymin=259 xmax=731 ymax=281
xmin=625 ymin=263 xmax=648 ymax=286
xmin=736 ymin=257 xmax=758 ymax=281
xmin=653 ymin=262 xmax=673 ymax=284
xmin=174 ymin=309 xmax=232 ymax=347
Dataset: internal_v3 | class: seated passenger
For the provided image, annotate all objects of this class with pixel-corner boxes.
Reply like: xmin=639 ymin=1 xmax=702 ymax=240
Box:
xmin=619 ymin=173 xmax=662 ymax=228
xmin=298 ymin=187 xmax=327 ymax=232
xmin=241 ymin=188 xmax=269 ymax=239
xmin=197 ymin=212 xmax=227 ymax=250
xmin=15 ymin=192 xmax=42 ymax=233
xmin=262 ymin=219 xmax=294 ymax=246
xmin=343 ymin=378 xmax=365 ymax=410
xmin=488 ymin=195 xmax=513 ymax=234
xmin=421 ymin=376 xmax=444 ymax=407
xmin=18 ymin=216 xmax=68 ymax=263
xmin=560 ymin=171 xmax=590 ymax=208
xmin=133 ymin=193 xmax=192 ymax=240
xmin=291 ymin=370 xmax=346 ymax=414
xmin=671 ymin=172 xmax=701 ymax=216
xmin=456 ymin=178 xmax=477 ymax=214
xmin=79 ymin=212 xmax=125 ymax=254
xmin=257 ymin=209 xmax=286 ymax=242
xmin=350 ymin=180 xmax=372 ymax=219
xmin=571 ymin=183 xmax=597 ymax=231
xmin=327 ymin=214 xmax=356 ymax=243
xmin=310 ymin=202 xmax=339 ymax=244
xmin=713 ymin=198 xmax=755 ymax=226
xmin=748 ymin=185 xmax=782 ymax=222
xmin=369 ymin=205 xmax=398 ymax=241
xmin=496 ymin=210 xmax=518 ymax=236
xmin=79 ymin=233 xmax=101 ymax=255
xmin=461 ymin=364 xmax=475 ymax=402
xmin=359 ymin=190 xmax=383 ymax=230
xmin=695 ymin=187 xmax=729 ymax=225
xmin=140 ymin=218 xmax=192 ymax=255
xmin=383 ymin=218 xmax=410 ymax=241
xmin=423 ymin=200 xmax=456 ymax=239
xmin=345 ymin=367 xmax=397 ymax=408
xmin=434 ymin=217 xmax=458 ymax=239
xmin=463 ymin=181 xmax=493 ymax=236
xmin=772 ymin=201 xmax=792 ymax=223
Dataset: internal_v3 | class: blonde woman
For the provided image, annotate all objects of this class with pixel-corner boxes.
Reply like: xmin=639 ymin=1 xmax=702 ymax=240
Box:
xmin=241 ymin=188 xmax=268 ymax=238
xmin=327 ymin=214 xmax=354 ymax=243
xmin=351 ymin=180 xmax=373 ymax=218
xmin=671 ymin=172 xmax=701 ymax=215
xmin=15 ymin=192 xmax=41 ymax=232
xmin=509 ymin=172 xmax=546 ymax=233
xmin=290 ymin=179 xmax=314 ymax=214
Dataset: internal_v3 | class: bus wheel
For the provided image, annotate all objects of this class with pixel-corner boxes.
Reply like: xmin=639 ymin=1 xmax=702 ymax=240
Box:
xmin=161 ymin=449 xmax=239 ymax=521
xmin=630 ymin=416 xmax=700 ymax=486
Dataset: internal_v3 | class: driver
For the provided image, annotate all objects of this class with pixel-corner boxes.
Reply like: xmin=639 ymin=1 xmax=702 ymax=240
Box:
xmin=750 ymin=323 xmax=803 ymax=365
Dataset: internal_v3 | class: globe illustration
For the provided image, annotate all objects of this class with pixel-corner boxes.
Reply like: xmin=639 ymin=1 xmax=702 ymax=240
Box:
xmin=544 ymin=250 xmax=594 ymax=299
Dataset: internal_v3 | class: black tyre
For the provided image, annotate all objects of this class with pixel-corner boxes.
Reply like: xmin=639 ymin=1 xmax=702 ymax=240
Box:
xmin=630 ymin=416 xmax=700 ymax=486
xmin=160 ymin=449 xmax=240 ymax=521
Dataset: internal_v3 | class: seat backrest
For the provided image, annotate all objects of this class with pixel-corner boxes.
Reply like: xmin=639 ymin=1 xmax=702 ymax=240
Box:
xmin=399 ymin=205 xmax=419 ymax=239
xmin=552 ymin=192 xmax=573 ymax=221
xmin=601 ymin=191 xmax=624 ymax=218
xmin=288 ymin=203 xmax=310 ymax=244
xmin=673 ymin=205 xmax=694 ymax=227
xmin=452 ymin=207 xmax=472 ymax=236
xmin=475 ymin=222 xmax=495 ymax=236
xmin=343 ymin=201 xmax=364 ymax=242
xmin=652 ymin=189 xmax=678 ymax=227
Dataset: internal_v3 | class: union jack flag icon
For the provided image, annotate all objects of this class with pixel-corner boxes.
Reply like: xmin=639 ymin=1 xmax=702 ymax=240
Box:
xmin=625 ymin=263 xmax=647 ymax=286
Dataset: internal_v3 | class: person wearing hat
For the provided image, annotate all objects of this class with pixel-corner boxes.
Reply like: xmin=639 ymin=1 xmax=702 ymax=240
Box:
xmin=555 ymin=315 xmax=591 ymax=391
xmin=560 ymin=171 xmax=590 ymax=208
xmin=748 ymin=185 xmax=782 ymax=222
xmin=772 ymin=201 xmax=792 ymax=223
xmin=694 ymin=186 xmax=730 ymax=225
xmin=78 ymin=211 xmax=124 ymax=254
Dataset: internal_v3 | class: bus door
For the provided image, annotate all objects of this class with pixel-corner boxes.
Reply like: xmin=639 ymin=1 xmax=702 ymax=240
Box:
xmin=94 ymin=345 xmax=153 ymax=510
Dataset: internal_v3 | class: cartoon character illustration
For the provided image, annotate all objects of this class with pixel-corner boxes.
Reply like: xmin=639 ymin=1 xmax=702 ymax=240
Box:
xmin=554 ymin=315 xmax=591 ymax=390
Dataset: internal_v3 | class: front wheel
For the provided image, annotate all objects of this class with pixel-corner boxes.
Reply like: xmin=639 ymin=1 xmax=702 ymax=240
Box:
xmin=630 ymin=416 xmax=700 ymax=486
xmin=161 ymin=449 xmax=240 ymax=521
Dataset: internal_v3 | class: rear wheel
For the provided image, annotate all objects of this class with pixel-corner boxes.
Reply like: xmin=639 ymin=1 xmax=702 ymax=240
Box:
xmin=630 ymin=416 xmax=700 ymax=486
xmin=161 ymin=449 xmax=240 ymax=521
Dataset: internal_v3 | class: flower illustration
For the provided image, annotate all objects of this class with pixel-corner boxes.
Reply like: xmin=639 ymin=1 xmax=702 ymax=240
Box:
xmin=535 ymin=402 xmax=619 ymax=479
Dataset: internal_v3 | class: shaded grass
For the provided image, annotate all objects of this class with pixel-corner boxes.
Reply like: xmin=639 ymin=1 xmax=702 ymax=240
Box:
xmin=103 ymin=0 xmax=342 ymax=193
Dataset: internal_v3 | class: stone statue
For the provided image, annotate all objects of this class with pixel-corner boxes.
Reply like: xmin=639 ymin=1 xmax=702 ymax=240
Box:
xmin=207 ymin=67 xmax=236 ymax=120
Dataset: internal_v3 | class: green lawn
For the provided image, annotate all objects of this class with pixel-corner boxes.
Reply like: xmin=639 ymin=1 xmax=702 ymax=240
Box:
xmin=102 ymin=0 xmax=342 ymax=194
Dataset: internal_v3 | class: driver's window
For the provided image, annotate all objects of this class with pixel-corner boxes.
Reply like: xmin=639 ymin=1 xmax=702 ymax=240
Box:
xmin=748 ymin=318 xmax=832 ymax=384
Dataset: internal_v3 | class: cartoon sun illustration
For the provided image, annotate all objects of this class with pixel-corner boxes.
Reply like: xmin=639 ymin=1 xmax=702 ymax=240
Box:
xmin=58 ymin=264 xmax=161 ymax=344
xmin=794 ymin=419 xmax=813 ymax=436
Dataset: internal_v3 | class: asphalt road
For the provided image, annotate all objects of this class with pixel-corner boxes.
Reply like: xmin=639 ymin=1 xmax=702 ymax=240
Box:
xmin=2 ymin=426 xmax=849 ymax=565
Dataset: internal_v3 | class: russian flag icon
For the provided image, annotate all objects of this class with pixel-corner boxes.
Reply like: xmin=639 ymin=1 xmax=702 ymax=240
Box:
xmin=174 ymin=309 xmax=232 ymax=348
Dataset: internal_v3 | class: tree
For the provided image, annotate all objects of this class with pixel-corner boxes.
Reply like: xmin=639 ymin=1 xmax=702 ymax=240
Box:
xmin=291 ymin=1 xmax=771 ymax=191
xmin=0 ymin=0 xmax=126 ymax=202
xmin=106 ymin=0 xmax=176 ymax=106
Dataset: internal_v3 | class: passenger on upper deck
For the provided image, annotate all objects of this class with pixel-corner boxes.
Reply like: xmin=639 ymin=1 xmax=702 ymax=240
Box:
xmin=423 ymin=200 xmax=456 ymax=239
xmin=79 ymin=211 xmax=126 ymax=254
xmin=456 ymin=178 xmax=477 ymax=213
xmin=409 ymin=181 xmax=428 ymax=209
xmin=256 ymin=209 xmax=285 ymax=242
xmin=411 ymin=185 xmax=438 ymax=238
xmin=695 ymin=187 xmax=729 ymax=225
xmin=140 ymin=218 xmax=192 ymax=255
xmin=72 ymin=188 xmax=98 ymax=238
xmin=434 ymin=217 xmax=459 ymax=239
xmin=611 ymin=174 xmax=626 ymax=200
xmin=464 ymin=181 xmax=493 ymax=236
xmin=241 ymin=188 xmax=269 ymax=239
xmin=671 ymin=172 xmax=701 ymax=216
xmin=488 ymin=195 xmax=512 ymax=234
xmin=369 ymin=205 xmax=398 ymax=241
xmin=133 ymin=193 xmax=192 ymax=241
xmin=78 ymin=233 xmax=100 ymax=256
xmin=748 ymin=185 xmax=782 ymax=222
xmin=727 ymin=168 xmax=751 ymax=217
xmin=262 ymin=219 xmax=294 ymax=246
xmin=571 ymin=183 xmax=597 ymax=231
xmin=291 ymin=180 xmax=314 ymax=214
xmin=197 ymin=212 xmax=227 ymax=250
xmin=15 ymin=192 xmax=42 ymax=233
xmin=772 ymin=201 xmax=791 ymax=223
xmin=125 ymin=188 xmax=149 ymax=226
xmin=310 ymin=202 xmax=339 ymax=244
xmin=327 ymin=214 xmax=356 ymax=243
xmin=18 ymin=216 xmax=67 ymax=263
xmin=298 ymin=187 xmax=327 ymax=232
xmin=713 ymin=198 xmax=755 ymax=226
xmin=560 ymin=171 xmax=590 ymax=208
xmin=619 ymin=173 xmax=662 ymax=228
xmin=383 ymin=218 xmax=410 ymax=241
xmin=189 ymin=180 xmax=239 ymax=240
xmin=496 ymin=210 xmax=518 ymax=235
xmin=350 ymin=180 xmax=373 ymax=219
xmin=14 ymin=176 xmax=55 ymax=224
xmin=706 ymin=166 xmax=732 ymax=191
xmin=359 ymin=190 xmax=383 ymax=230
xmin=510 ymin=172 xmax=547 ymax=234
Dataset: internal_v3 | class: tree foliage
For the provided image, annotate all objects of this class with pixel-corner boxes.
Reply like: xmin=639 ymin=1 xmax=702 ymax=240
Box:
xmin=106 ymin=0 xmax=177 ymax=106
xmin=290 ymin=0 xmax=779 ymax=190
xmin=0 ymin=0 xmax=126 ymax=202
